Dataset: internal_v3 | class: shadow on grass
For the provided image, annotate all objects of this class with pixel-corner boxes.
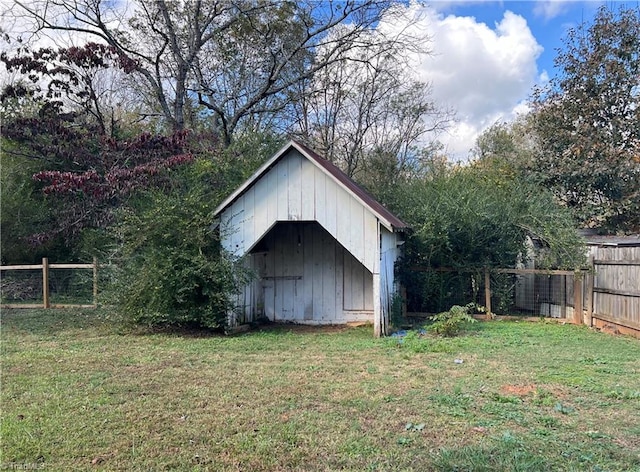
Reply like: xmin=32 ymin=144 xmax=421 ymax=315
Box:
xmin=433 ymin=440 xmax=551 ymax=472
xmin=433 ymin=431 xmax=640 ymax=472
xmin=1 ymin=308 xmax=123 ymax=336
xmin=1 ymin=308 xmax=371 ymax=340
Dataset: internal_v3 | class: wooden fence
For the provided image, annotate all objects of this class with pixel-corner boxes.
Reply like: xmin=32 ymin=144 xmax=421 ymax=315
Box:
xmin=493 ymin=268 xmax=586 ymax=325
xmin=587 ymin=245 xmax=640 ymax=337
xmin=407 ymin=264 xmax=639 ymax=338
xmin=0 ymin=258 xmax=98 ymax=309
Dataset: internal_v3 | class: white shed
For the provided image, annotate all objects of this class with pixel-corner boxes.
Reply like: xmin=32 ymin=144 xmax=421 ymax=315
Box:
xmin=214 ymin=140 xmax=408 ymax=336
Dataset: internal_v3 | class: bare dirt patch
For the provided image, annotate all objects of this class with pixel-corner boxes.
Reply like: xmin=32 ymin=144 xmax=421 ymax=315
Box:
xmin=500 ymin=384 xmax=538 ymax=396
xmin=256 ymin=322 xmax=360 ymax=334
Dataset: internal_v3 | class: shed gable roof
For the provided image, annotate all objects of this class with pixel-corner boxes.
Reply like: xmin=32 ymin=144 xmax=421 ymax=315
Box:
xmin=214 ymin=140 xmax=408 ymax=231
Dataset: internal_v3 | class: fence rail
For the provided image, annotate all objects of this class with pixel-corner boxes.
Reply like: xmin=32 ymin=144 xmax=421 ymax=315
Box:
xmin=1 ymin=258 xmax=98 ymax=309
xmin=406 ymin=264 xmax=639 ymax=338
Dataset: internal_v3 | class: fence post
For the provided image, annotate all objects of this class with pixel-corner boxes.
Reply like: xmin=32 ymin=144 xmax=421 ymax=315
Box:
xmin=586 ymin=256 xmax=594 ymax=327
xmin=560 ymin=275 xmax=567 ymax=320
xmin=573 ymin=271 xmax=582 ymax=325
xmin=42 ymin=257 xmax=50 ymax=309
xmin=484 ymin=267 xmax=492 ymax=318
xmin=92 ymin=257 xmax=98 ymax=308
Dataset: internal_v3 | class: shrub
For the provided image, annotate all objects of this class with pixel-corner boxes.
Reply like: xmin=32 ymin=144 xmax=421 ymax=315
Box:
xmin=429 ymin=304 xmax=477 ymax=337
xmin=109 ymin=161 xmax=251 ymax=331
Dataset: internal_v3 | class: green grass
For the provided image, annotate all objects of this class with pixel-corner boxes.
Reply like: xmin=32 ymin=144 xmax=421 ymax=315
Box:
xmin=2 ymin=310 xmax=639 ymax=471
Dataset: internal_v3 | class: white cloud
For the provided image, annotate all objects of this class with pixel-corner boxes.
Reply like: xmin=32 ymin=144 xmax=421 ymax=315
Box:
xmin=533 ymin=1 xmax=570 ymax=21
xmin=379 ymin=5 xmax=543 ymax=160
xmin=539 ymin=70 xmax=550 ymax=83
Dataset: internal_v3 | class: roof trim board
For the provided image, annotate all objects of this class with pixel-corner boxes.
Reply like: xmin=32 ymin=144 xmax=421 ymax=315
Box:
xmin=214 ymin=140 xmax=408 ymax=232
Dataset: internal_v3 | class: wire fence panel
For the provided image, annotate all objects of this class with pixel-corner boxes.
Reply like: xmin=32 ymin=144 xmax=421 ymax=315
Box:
xmin=48 ymin=268 xmax=95 ymax=306
xmin=490 ymin=272 xmax=575 ymax=318
xmin=403 ymin=269 xmax=486 ymax=314
xmin=406 ymin=267 xmax=582 ymax=321
xmin=1 ymin=258 xmax=97 ymax=309
xmin=0 ymin=269 xmax=44 ymax=307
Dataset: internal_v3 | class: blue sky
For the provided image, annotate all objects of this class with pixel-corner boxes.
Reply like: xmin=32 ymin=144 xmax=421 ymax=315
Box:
xmin=383 ymin=1 xmax=613 ymax=158
xmin=438 ymin=1 xmax=605 ymax=79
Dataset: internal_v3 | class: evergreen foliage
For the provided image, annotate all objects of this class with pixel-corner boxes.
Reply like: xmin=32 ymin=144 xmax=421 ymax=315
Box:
xmin=387 ymin=164 xmax=586 ymax=313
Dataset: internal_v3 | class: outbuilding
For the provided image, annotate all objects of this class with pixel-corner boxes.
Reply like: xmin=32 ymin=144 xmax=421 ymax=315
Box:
xmin=214 ymin=140 xmax=408 ymax=336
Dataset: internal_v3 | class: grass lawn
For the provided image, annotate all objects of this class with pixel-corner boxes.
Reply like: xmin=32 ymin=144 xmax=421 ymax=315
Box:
xmin=1 ymin=309 xmax=639 ymax=471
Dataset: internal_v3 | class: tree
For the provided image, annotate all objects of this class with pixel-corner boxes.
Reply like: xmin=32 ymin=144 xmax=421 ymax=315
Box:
xmin=1 ymin=42 xmax=137 ymax=136
xmin=1 ymin=86 xmax=197 ymax=251
xmin=530 ymin=5 xmax=640 ymax=233
xmin=470 ymin=118 xmax=540 ymax=184
xmin=391 ymin=164 xmax=586 ymax=312
xmin=10 ymin=0 xmax=405 ymax=143
xmin=291 ymin=7 xmax=453 ymax=181
xmin=0 ymin=149 xmax=56 ymax=263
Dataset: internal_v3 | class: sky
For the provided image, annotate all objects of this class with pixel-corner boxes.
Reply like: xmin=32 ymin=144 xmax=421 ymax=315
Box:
xmin=390 ymin=0 xmax=611 ymax=159
xmin=0 ymin=0 xmax=617 ymax=160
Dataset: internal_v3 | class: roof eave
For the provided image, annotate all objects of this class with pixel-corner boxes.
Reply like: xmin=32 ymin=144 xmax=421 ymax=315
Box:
xmin=214 ymin=140 xmax=410 ymax=233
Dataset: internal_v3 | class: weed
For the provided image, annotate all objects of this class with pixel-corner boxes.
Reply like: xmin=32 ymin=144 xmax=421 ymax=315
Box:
xmin=428 ymin=304 xmax=477 ymax=337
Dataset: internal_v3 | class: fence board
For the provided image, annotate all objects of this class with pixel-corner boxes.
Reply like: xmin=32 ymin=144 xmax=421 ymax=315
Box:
xmin=588 ymin=245 xmax=640 ymax=335
xmin=0 ymin=304 xmax=45 ymax=309
xmin=50 ymin=264 xmax=94 ymax=269
xmin=0 ymin=264 xmax=44 ymax=270
xmin=592 ymin=313 xmax=640 ymax=332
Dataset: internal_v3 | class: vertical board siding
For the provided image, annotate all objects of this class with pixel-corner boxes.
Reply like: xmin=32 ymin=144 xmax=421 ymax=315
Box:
xmin=343 ymin=250 xmax=373 ymax=311
xmin=323 ymin=173 xmax=338 ymax=236
xmin=335 ymin=189 xmax=351 ymax=254
xmin=588 ymin=246 xmax=640 ymax=329
xmin=314 ymin=169 xmax=327 ymax=227
xmin=288 ymin=152 xmax=302 ymax=220
xmin=311 ymin=224 xmax=325 ymax=318
xmin=222 ymin=150 xmax=379 ymax=273
xmin=380 ymin=228 xmax=399 ymax=327
xmin=253 ymin=175 xmax=269 ymax=244
xmin=276 ymin=157 xmax=289 ymax=221
xmin=349 ymin=196 xmax=365 ymax=264
xmin=243 ymin=187 xmax=255 ymax=255
xmin=324 ymin=226 xmax=338 ymax=322
xmin=303 ymin=223 xmax=314 ymax=320
xmin=266 ymin=170 xmax=278 ymax=229
xmin=220 ymin=148 xmax=403 ymax=328
xmin=300 ymin=158 xmax=315 ymax=220
xmin=363 ymin=212 xmax=378 ymax=275
xmin=239 ymin=222 xmax=375 ymax=324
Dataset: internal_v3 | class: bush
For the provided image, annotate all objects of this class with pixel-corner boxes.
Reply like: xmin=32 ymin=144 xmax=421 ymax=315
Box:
xmin=390 ymin=167 xmax=586 ymax=313
xmin=429 ymin=304 xmax=477 ymax=337
xmin=109 ymin=160 xmax=251 ymax=331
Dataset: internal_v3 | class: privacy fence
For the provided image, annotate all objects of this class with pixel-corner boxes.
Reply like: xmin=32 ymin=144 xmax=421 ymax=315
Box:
xmin=406 ymin=261 xmax=640 ymax=338
xmin=1 ymin=258 xmax=98 ymax=309
xmin=587 ymin=242 xmax=640 ymax=337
